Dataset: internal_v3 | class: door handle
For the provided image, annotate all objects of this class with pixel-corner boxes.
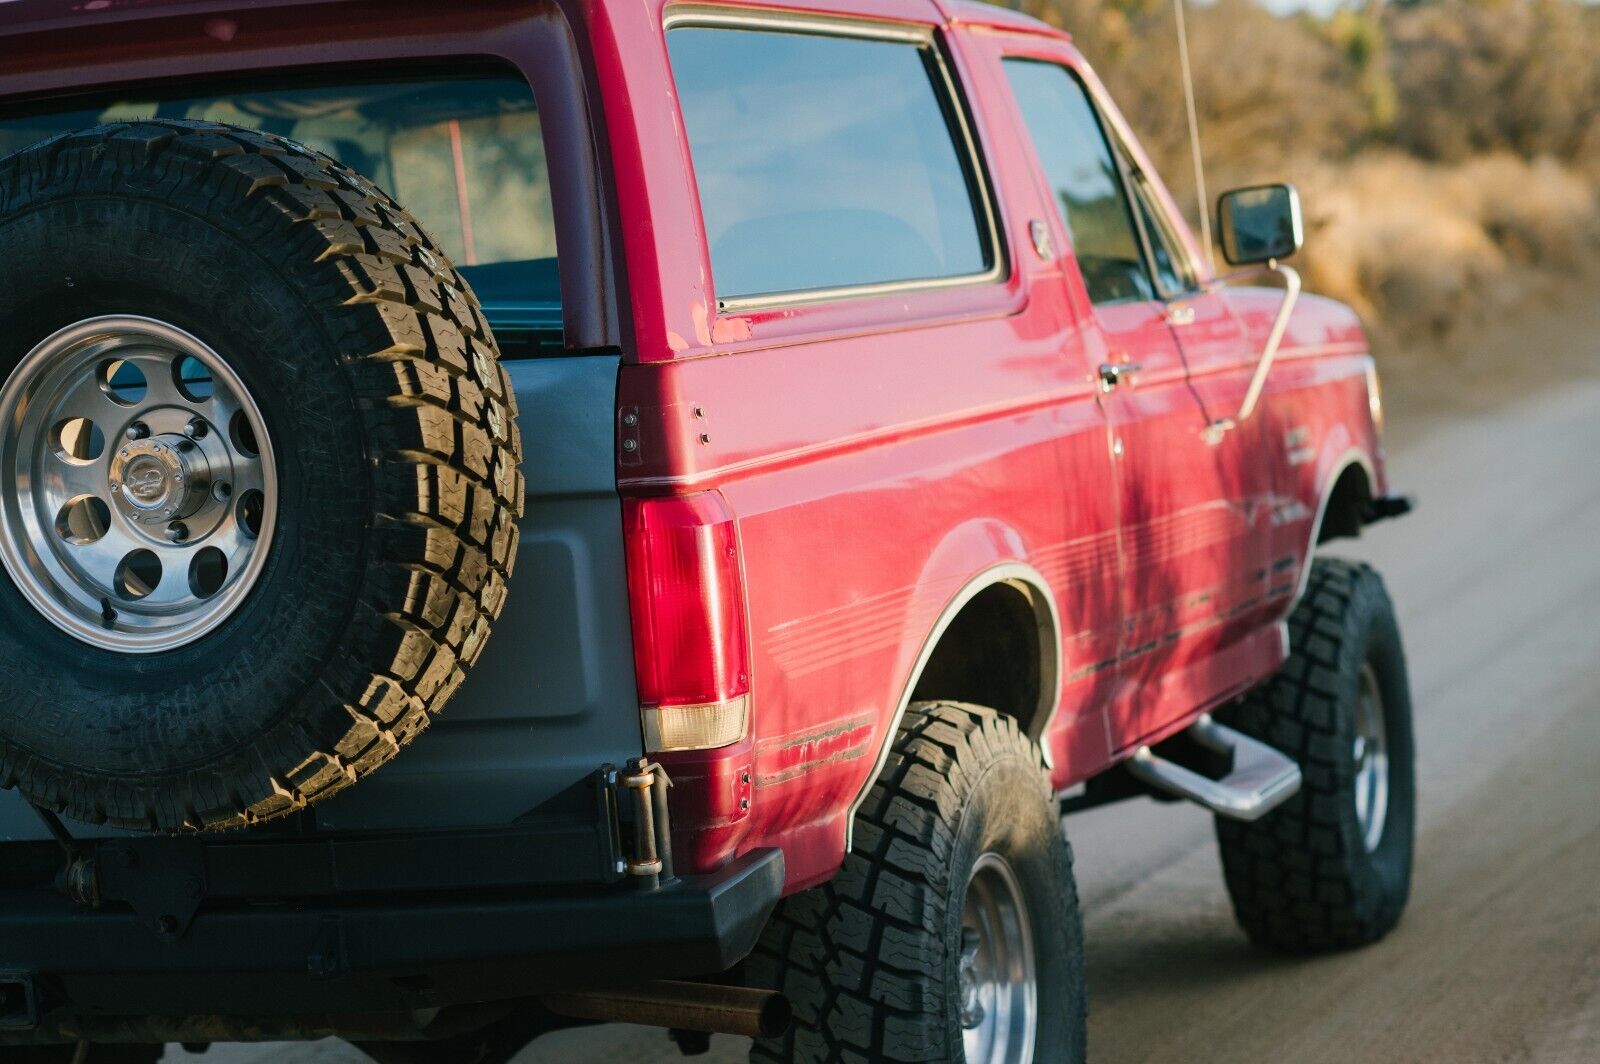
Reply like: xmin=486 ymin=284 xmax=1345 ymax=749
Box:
xmin=1098 ymin=362 xmax=1144 ymax=392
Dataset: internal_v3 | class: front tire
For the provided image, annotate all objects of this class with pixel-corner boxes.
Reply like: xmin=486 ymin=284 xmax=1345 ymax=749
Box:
xmin=1216 ymin=558 xmax=1416 ymax=951
xmin=747 ymin=701 xmax=1085 ymax=1063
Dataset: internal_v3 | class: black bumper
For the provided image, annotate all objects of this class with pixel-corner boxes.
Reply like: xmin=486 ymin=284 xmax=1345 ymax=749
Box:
xmin=0 ymin=846 xmax=783 ymax=1022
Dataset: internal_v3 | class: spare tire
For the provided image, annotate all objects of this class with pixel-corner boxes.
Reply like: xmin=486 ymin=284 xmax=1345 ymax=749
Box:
xmin=0 ymin=120 xmax=523 ymax=832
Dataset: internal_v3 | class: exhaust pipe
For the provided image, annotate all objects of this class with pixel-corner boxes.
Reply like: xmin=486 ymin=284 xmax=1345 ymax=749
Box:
xmin=540 ymin=980 xmax=790 ymax=1038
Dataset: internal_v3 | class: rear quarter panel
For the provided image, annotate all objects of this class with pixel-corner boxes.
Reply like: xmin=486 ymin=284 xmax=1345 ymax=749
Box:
xmin=601 ymin=0 xmax=1122 ymax=891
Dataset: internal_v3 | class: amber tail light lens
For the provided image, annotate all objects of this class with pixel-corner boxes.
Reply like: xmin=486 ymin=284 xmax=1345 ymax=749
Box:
xmin=622 ymin=491 xmax=750 ymax=751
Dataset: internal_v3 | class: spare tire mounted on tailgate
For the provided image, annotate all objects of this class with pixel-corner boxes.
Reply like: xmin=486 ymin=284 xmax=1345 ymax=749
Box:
xmin=0 ymin=120 xmax=523 ymax=832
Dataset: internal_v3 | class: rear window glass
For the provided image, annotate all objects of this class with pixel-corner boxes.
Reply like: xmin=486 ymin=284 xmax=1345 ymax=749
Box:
xmin=667 ymin=26 xmax=993 ymax=303
xmin=0 ymin=76 xmax=560 ymax=338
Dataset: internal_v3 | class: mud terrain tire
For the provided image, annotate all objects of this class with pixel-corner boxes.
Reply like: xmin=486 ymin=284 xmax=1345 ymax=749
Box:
xmin=1216 ymin=558 xmax=1416 ymax=951
xmin=747 ymin=701 xmax=1086 ymax=1064
xmin=0 ymin=121 xmax=522 ymax=832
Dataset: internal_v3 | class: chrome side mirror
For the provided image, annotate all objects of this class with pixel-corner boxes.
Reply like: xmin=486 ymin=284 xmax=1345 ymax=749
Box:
xmin=1217 ymin=184 xmax=1303 ymax=266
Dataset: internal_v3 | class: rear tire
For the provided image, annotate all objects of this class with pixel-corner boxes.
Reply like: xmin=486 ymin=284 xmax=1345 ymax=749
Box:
xmin=747 ymin=701 xmax=1085 ymax=1063
xmin=1216 ymin=558 xmax=1416 ymax=951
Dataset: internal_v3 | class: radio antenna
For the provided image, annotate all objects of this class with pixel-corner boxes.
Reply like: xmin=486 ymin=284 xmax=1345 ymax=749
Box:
xmin=1172 ymin=0 xmax=1215 ymax=273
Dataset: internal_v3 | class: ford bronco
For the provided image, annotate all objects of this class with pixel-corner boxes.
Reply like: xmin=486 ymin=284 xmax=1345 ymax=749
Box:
xmin=0 ymin=1 xmax=1414 ymax=1061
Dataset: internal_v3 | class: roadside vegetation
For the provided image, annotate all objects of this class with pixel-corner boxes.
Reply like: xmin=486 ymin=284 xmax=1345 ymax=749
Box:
xmin=1015 ymin=0 xmax=1600 ymax=353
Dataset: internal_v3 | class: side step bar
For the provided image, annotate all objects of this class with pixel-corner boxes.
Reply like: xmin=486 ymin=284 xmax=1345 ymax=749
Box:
xmin=1126 ymin=714 xmax=1302 ymax=821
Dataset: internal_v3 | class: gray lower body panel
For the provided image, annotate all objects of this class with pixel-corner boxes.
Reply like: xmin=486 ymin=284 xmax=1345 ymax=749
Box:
xmin=0 ymin=353 xmax=641 ymax=841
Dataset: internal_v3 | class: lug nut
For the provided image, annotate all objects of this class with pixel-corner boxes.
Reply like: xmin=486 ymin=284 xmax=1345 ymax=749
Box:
xmin=125 ymin=422 xmax=150 ymax=441
xmin=166 ymin=522 xmax=189 ymax=543
xmin=186 ymin=418 xmax=209 ymax=440
xmin=213 ymin=482 xmax=232 ymax=502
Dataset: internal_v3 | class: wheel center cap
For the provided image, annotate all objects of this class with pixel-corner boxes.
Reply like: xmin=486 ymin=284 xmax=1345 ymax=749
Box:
xmin=124 ymin=457 xmax=170 ymax=505
xmin=110 ymin=435 xmax=209 ymax=523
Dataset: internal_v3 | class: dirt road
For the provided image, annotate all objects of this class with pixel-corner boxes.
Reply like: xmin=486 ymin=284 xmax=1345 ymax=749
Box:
xmin=183 ymin=364 xmax=1600 ymax=1062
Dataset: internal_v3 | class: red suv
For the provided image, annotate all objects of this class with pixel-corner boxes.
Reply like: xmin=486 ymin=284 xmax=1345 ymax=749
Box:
xmin=0 ymin=1 xmax=1413 ymax=1061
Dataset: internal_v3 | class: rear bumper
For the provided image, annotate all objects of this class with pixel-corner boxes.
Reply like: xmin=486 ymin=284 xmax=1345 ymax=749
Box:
xmin=0 ymin=846 xmax=782 ymax=1028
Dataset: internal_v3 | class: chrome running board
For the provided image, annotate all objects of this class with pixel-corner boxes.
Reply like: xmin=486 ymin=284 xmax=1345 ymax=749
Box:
xmin=1127 ymin=714 xmax=1302 ymax=821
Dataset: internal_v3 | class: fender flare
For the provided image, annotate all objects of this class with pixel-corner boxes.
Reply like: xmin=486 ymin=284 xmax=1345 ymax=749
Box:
xmin=1270 ymin=447 xmax=1377 ymax=665
xmin=1294 ymin=446 xmax=1377 ymax=606
xmin=844 ymin=560 xmax=1061 ymax=850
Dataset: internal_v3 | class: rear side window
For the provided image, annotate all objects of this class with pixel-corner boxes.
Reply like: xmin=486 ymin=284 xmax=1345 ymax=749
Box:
xmin=0 ymin=75 xmax=562 ymax=339
xmin=668 ymin=24 xmax=994 ymax=304
xmin=1003 ymin=60 xmax=1152 ymax=305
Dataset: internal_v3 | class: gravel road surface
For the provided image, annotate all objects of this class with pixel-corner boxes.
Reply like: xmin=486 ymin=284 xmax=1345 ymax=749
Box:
xmin=176 ymin=359 xmax=1600 ymax=1063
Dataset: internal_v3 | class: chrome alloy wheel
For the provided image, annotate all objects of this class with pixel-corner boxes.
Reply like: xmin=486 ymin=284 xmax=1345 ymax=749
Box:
xmin=958 ymin=852 xmax=1038 ymax=1064
xmin=0 ymin=316 xmax=277 ymax=653
xmin=1353 ymin=664 xmax=1391 ymax=852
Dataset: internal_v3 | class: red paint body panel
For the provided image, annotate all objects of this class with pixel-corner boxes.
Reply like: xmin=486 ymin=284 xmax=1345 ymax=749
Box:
xmin=603 ymin=2 xmax=1384 ymax=892
xmin=1 ymin=0 xmax=1387 ymax=897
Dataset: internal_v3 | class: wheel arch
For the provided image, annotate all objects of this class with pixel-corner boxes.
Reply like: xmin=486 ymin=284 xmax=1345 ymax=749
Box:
xmin=844 ymin=560 xmax=1061 ymax=849
xmin=1291 ymin=447 xmax=1378 ymax=612
xmin=1317 ymin=457 xmax=1375 ymax=545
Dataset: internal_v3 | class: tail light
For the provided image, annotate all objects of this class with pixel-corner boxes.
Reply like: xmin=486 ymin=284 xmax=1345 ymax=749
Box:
xmin=622 ymin=491 xmax=750 ymax=752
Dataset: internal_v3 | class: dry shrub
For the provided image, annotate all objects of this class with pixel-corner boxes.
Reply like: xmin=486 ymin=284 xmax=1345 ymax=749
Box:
xmin=1006 ymin=0 xmax=1600 ymax=348
xmin=1293 ymin=153 xmax=1600 ymax=343
xmin=1388 ymin=0 xmax=1600 ymax=164
xmin=1022 ymin=0 xmax=1368 ymax=202
xmin=1447 ymin=154 xmax=1600 ymax=267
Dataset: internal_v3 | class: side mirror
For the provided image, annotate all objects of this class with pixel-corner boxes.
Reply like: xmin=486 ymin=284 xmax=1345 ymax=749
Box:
xmin=1217 ymin=184 xmax=1303 ymax=266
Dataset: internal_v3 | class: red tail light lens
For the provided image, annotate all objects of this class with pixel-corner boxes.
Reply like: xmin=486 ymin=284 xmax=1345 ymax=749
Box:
xmin=623 ymin=492 xmax=750 ymax=750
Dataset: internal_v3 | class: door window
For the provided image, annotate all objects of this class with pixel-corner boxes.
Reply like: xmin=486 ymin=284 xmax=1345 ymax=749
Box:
xmin=1132 ymin=178 xmax=1196 ymax=297
xmin=1003 ymin=59 xmax=1151 ymax=305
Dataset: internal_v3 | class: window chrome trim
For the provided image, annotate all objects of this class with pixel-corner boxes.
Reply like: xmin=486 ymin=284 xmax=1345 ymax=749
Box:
xmin=665 ymin=4 xmax=932 ymax=43
xmin=664 ymin=5 xmax=1009 ymax=314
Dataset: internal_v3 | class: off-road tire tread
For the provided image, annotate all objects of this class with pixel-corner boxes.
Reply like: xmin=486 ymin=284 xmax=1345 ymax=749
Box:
xmin=0 ymin=120 xmax=522 ymax=832
xmin=1216 ymin=558 xmax=1408 ymax=951
xmin=747 ymin=701 xmax=1084 ymax=1063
